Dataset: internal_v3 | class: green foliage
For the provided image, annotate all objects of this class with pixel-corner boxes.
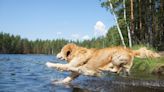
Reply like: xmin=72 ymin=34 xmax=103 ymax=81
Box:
xmin=106 ymin=26 xmax=121 ymax=46
xmin=132 ymin=57 xmax=164 ymax=74
xmin=101 ymin=0 xmax=164 ymax=50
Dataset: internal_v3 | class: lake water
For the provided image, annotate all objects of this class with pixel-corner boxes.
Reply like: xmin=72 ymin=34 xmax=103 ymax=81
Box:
xmin=0 ymin=54 xmax=163 ymax=92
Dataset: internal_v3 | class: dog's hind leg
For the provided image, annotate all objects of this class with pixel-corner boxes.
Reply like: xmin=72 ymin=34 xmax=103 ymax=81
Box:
xmin=108 ymin=66 xmax=119 ymax=73
xmin=122 ymin=64 xmax=133 ymax=76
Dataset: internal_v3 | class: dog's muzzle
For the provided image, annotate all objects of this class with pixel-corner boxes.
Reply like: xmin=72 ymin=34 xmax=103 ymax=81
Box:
xmin=56 ymin=53 xmax=65 ymax=60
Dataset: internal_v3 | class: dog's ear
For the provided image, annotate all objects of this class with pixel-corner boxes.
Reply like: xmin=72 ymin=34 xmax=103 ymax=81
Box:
xmin=67 ymin=43 xmax=76 ymax=55
xmin=62 ymin=43 xmax=77 ymax=61
xmin=66 ymin=50 xmax=71 ymax=57
xmin=66 ymin=44 xmax=77 ymax=61
xmin=66 ymin=50 xmax=72 ymax=61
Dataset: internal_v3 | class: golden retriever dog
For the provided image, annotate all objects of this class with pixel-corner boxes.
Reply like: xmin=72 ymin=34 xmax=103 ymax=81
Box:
xmin=46 ymin=43 xmax=137 ymax=83
xmin=46 ymin=43 xmax=160 ymax=84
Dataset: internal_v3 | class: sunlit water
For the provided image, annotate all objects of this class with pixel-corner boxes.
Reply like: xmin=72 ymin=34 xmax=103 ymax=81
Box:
xmin=0 ymin=54 xmax=163 ymax=92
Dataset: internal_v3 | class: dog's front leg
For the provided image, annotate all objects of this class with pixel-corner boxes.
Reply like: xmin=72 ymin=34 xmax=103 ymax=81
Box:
xmin=46 ymin=62 xmax=81 ymax=73
xmin=46 ymin=62 xmax=69 ymax=71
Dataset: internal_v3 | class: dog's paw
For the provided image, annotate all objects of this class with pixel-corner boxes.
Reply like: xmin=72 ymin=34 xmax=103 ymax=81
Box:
xmin=46 ymin=62 xmax=54 ymax=68
xmin=46 ymin=62 xmax=62 ymax=70
xmin=52 ymin=80 xmax=70 ymax=85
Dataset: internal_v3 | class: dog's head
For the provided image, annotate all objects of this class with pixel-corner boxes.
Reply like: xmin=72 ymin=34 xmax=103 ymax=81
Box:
xmin=56 ymin=43 xmax=77 ymax=62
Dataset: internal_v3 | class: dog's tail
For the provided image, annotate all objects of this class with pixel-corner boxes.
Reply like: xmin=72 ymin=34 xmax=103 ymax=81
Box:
xmin=132 ymin=47 xmax=160 ymax=58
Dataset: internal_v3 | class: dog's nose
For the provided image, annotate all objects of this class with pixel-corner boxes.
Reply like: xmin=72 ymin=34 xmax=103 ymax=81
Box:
xmin=58 ymin=57 xmax=65 ymax=60
xmin=56 ymin=53 xmax=65 ymax=60
xmin=58 ymin=57 xmax=62 ymax=59
xmin=56 ymin=53 xmax=61 ymax=59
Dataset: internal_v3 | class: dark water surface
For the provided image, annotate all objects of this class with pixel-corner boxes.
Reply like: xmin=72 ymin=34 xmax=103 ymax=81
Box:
xmin=0 ymin=54 xmax=163 ymax=92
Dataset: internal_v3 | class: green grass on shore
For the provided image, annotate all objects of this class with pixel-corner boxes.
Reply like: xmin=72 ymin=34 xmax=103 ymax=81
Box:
xmin=132 ymin=57 xmax=164 ymax=75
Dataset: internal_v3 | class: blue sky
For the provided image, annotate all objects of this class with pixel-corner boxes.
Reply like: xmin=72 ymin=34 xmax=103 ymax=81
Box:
xmin=0 ymin=0 xmax=115 ymax=40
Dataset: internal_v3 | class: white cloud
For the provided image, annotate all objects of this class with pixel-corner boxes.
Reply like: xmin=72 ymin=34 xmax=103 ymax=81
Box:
xmin=56 ymin=32 xmax=62 ymax=39
xmin=94 ymin=21 xmax=107 ymax=37
xmin=71 ymin=33 xmax=80 ymax=40
xmin=82 ymin=35 xmax=90 ymax=40
xmin=56 ymin=32 xmax=62 ymax=35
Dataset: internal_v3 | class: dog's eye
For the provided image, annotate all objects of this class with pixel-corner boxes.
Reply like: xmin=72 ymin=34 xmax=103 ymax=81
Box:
xmin=66 ymin=51 xmax=71 ymax=57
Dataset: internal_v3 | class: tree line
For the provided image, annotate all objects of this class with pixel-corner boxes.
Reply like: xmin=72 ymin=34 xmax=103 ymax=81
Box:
xmin=0 ymin=29 xmax=123 ymax=55
xmin=0 ymin=32 xmax=68 ymax=54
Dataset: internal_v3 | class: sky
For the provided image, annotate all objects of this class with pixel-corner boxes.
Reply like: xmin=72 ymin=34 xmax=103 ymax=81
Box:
xmin=0 ymin=0 xmax=115 ymax=41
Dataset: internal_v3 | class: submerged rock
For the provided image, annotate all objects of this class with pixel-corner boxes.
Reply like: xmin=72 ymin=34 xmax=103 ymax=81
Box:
xmin=71 ymin=75 xmax=164 ymax=92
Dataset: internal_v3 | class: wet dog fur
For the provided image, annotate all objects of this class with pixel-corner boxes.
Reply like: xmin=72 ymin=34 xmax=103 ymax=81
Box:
xmin=46 ymin=43 xmax=160 ymax=83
